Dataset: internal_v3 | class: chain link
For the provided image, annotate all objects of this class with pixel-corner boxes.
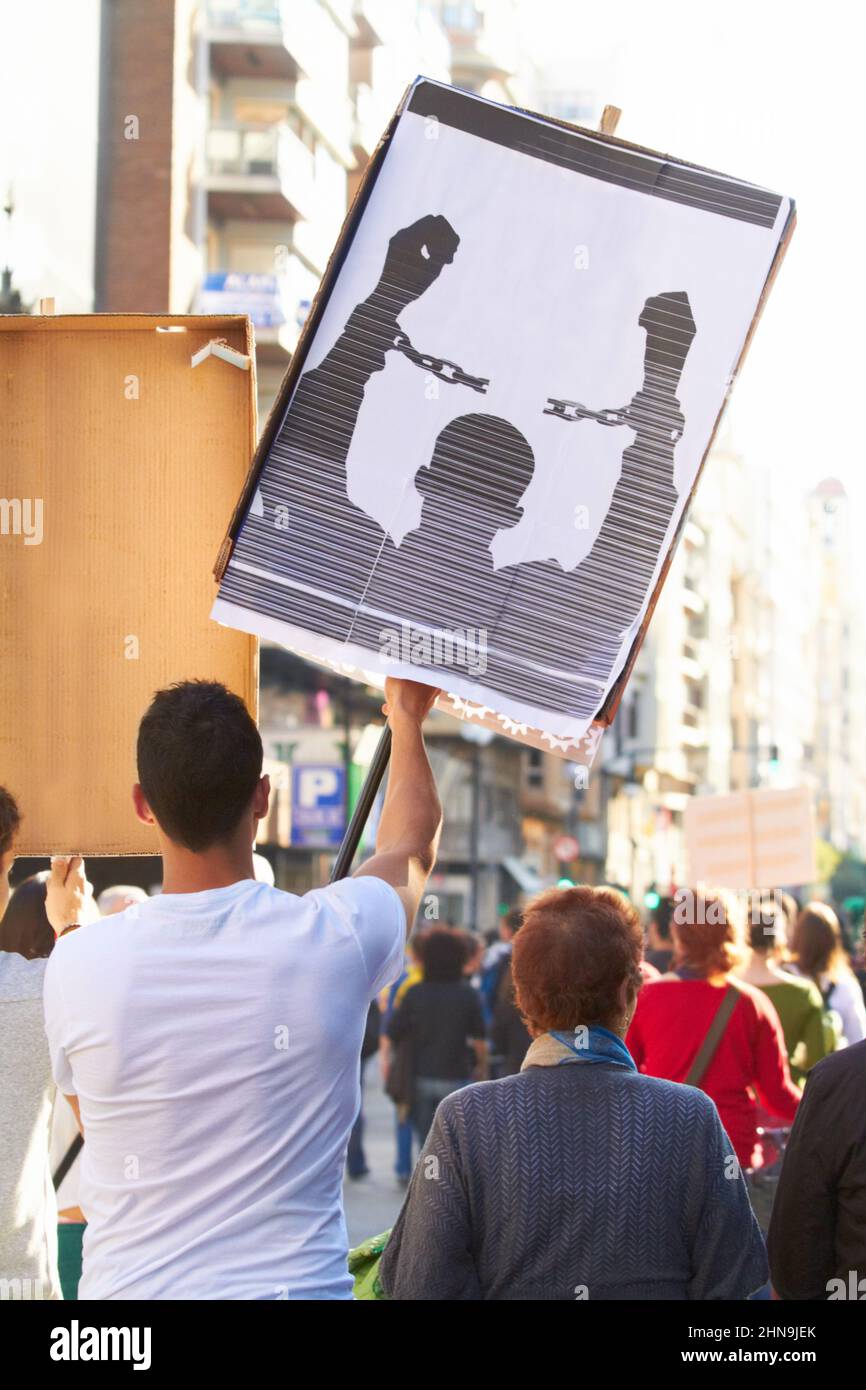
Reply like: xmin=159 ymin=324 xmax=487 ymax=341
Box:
xmin=392 ymin=331 xmax=490 ymax=395
xmin=543 ymin=398 xmax=629 ymax=426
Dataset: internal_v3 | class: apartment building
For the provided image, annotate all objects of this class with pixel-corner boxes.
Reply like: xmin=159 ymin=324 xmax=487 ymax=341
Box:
xmin=93 ymin=0 xmax=449 ymax=418
xmin=805 ymin=479 xmax=866 ymax=856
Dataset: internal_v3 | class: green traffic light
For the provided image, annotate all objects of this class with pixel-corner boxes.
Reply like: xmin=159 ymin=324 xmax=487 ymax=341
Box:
xmin=644 ymin=889 xmax=661 ymax=910
xmin=557 ymin=876 xmax=575 ymax=889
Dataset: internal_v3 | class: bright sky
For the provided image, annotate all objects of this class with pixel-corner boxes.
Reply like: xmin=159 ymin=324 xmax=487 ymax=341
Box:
xmin=520 ymin=0 xmax=863 ymax=537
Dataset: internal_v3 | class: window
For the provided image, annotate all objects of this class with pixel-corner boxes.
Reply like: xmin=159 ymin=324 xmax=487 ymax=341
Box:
xmin=526 ymin=747 xmax=544 ymax=790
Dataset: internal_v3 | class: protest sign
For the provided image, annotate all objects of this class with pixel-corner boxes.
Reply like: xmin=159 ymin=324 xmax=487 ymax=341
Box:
xmin=0 ymin=313 xmax=258 ymax=854
xmin=213 ymin=78 xmax=794 ymax=762
xmin=685 ymin=786 xmax=816 ymax=890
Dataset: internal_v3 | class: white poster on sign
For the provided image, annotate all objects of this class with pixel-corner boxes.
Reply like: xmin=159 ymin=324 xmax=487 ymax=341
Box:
xmin=213 ymin=79 xmax=793 ymax=757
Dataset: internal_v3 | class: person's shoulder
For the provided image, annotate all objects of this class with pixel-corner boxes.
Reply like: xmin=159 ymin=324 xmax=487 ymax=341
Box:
xmin=0 ymin=948 xmax=47 ymax=1000
xmin=312 ymin=875 xmax=402 ymax=918
xmin=629 ymin=1066 xmax=717 ymax=1111
xmin=830 ymin=970 xmax=863 ymax=1002
xmin=634 ymin=973 xmax=682 ymax=1005
xmin=733 ymin=975 xmax=785 ymax=1022
xmin=807 ymin=1036 xmax=866 ymax=1091
xmin=767 ymin=972 xmax=823 ymax=1005
xmin=436 ymin=1073 xmax=513 ymax=1125
xmin=40 ymin=921 xmax=117 ymax=1000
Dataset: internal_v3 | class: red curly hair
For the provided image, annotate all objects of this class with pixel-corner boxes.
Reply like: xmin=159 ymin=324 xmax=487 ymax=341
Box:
xmin=512 ymin=885 xmax=644 ymax=1033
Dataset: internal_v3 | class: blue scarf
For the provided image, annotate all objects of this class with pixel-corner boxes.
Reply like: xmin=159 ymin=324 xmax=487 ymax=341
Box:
xmin=521 ymin=1024 xmax=637 ymax=1073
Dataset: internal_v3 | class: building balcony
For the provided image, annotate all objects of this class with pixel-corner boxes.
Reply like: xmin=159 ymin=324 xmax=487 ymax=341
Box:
xmin=206 ymin=122 xmax=315 ymax=221
xmin=206 ymin=0 xmax=324 ymax=82
xmin=681 ymin=582 xmax=706 ymax=616
xmin=292 ymin=79 xmax=354 ymax=166
xmin=350 ymin=79 xmax=381 ymax=159
xmin=351 ymin=0 xmax=394 ymax=47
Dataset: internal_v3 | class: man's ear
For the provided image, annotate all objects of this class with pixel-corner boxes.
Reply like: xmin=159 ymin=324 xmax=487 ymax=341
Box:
xmin=132 ymin=783 xmax=156 ymax=827
xmin=252 ymin=774 xmax=270 ymax=823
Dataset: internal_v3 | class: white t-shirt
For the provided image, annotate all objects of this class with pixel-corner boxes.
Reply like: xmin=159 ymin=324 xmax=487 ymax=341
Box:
xmin=42 ymin=875 xmax=404 ymax=1300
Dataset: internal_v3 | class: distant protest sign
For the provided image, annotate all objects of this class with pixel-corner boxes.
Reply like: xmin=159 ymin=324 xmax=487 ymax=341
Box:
xmin=213 ymin=78 xmax=793 ymax=760
xmin=685 ymin=787 xmax=816 ymax=890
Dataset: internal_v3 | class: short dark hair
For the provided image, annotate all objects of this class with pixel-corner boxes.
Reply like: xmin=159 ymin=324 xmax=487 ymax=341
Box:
xmin=748 ymin=896 xmax=785 ymax=953
xmin=0 ymin=874 xmax=54 ymax=959
xmin=137 ymin=681 xmax=262 ymax=851
xmin=417 ymin=926 xmax=469 ymax=983
xmin=651 ymin=895 xmax=674 ymax=941
xmin=0 ymin=786 xmax=20 ymax=856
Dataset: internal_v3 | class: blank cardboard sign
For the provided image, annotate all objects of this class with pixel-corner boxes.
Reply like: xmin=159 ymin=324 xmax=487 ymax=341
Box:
xmin=0 ymin=314 xmax=257 ymax=855
xmin=685 ymin=787 xmax=816 ymax=890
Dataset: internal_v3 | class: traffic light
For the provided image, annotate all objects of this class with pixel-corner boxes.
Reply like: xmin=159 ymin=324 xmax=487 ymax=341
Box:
xmin=644 ymin=888 xmax=661 ymax=911
xmin=557 ymin=876 xmax=575 ymax=889
xmin=768 ymin=743 xmax=780 ymax=770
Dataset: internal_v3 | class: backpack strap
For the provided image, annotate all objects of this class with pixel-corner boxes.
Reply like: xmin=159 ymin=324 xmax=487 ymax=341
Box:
xmin=684 ymin=984 xmax=741 ymax=1088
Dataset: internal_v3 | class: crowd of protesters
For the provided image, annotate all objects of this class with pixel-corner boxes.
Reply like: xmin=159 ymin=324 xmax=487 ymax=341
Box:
xmin=1 ymin=678 xmax=865 ymax=1300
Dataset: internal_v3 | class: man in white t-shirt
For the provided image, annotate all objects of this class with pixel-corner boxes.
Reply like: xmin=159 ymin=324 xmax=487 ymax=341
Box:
xmin=43 ymin=676 xmax=442 ymax=1300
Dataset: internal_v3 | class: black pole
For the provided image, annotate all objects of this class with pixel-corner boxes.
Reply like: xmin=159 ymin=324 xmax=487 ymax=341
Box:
xmin=468 ymin=740 xmax=481 ymax=930
xmin=329 ymin=724 xmax=392 ymax=882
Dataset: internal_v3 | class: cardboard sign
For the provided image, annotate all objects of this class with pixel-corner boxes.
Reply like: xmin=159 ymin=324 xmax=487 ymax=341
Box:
xmin=685 ymin=787 xmax=816 ymax=890
xmin=0 ymin=314 xmax=258 ymax=855
xmin=213 ymin=78 xmax=794 ymax=761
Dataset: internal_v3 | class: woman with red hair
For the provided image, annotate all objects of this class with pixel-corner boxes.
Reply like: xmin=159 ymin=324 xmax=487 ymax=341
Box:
xmin=627 ymin=889 xmax=801 ymax=1170
xmin=380 ymin=885 xmax=767 ymax=1300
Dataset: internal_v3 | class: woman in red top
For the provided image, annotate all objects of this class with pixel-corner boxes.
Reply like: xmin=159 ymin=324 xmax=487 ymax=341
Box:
xmin=628 ymin=890 xmax=800 ymax=1169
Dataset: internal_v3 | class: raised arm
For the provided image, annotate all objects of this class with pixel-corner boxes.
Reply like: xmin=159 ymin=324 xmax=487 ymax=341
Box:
xmin=354 ymin=677 xmax=442 ymax=933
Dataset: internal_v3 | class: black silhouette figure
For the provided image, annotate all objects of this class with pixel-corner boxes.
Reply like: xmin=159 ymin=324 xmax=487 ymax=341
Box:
xmin=482 ymin=290 xmax=698 ymax=716
xmin=220 ymin=207 xmax=697 ymax=724
xmin=344 ymin=412 xmax=536 ymax=649
xmin=221 ymin=215 xmax=462 ymax=637
xmin=345 ymin=291 xmax=697 ymax=720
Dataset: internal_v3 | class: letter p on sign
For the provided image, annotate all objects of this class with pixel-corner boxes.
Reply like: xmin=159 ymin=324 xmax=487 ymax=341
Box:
xmin=296 ymin=767 xmax=341 ymax=807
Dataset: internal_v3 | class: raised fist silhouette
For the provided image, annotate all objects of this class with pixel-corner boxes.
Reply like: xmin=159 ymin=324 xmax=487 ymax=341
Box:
xmin=377 ymin=214 xmax=460 ymax=310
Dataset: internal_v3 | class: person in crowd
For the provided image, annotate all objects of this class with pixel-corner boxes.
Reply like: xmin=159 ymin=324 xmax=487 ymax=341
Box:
xmin=490 ymin=952 xmax=532 ymax=1076
xmin=644 ymin=894 xmax=675 ymax=974
xmin=488 ymin=910 xmax=531 ymax=1076
xmin=96 ymin=884 xmax=148 ymax=917
xmin=0 ymin=787 xmax=19 ymax=918
xmin=379 ymin=937 xmax=423 ymax=1183
xmin=479 ymin=908 xmax=522 ymax=1025
xmin=627 ymin=889 xmax=801 ymax=1170
xmin=0 ymin=786 xmax=89 ymax=1301
xmin=784 ymin=902 xmax=866 ymax=1046
xmin=42 ymin=676 xmax=442 ymax=1300
xmin=1 ymin=872 xmax=91 ymax=1295
xmin=737 ymin=897 xmax=837 ymax=1079
xmin=768 ymin=1037 xmax=866 ymax=1299
xmin=387 ymin=925 xmax=488 ymax=1144
xmin=380 ymin=885 xmax=767 ymax=1300
xmin=0 ymin=871 xmax=55 ymax=958
xmin=460 ymin=929 xmax=485 ymax=981
xmin=346 ymin=999 xmax=380 ymax=1181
